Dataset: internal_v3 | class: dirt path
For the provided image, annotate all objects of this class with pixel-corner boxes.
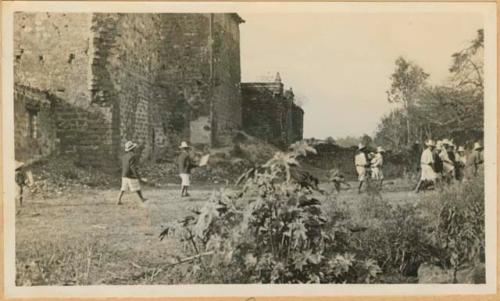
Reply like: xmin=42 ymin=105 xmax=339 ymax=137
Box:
xmin=15 ymin=179 xmax=421 ymax=285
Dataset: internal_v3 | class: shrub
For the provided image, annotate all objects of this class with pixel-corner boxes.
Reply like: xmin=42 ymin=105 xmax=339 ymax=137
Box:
xmin=419 ymin=178 xmax=485 ymax=282
xmin=161 ymin=142 xmax=382 ymax=283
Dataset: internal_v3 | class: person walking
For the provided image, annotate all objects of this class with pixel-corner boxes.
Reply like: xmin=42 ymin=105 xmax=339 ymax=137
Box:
xmin=415 ymin=139 xmax=437 ymax=193
xmin=371 ymin=146 xmax=385 ymax=188
xmin=116 ymin=141 xmax=148 ymax=205
xmin=354 ymin=144 xmax=369 ymax=193
xmin=178 ymin=141 xmax=195 ymax=197
xmin=433 ymin=140 xmax=444 ymax=185
xmin=440 ymin=139 xmax=455 ymax=184
xmin=455 ymin=146 xmax=467 ymax=181
xmin=467 ymin=142 xmax=484 ymax=178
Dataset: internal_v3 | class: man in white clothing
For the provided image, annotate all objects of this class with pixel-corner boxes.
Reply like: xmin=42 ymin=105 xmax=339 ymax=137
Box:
xmin=354 ymin=144 xmax=369 ymax=193
xmin=371 ymin=146 xmax=385 ymax=188
xmin=415 ymin=139 xmax=437 ymax=193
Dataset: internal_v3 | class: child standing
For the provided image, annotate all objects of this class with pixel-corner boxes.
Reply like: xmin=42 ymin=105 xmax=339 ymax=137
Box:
xmin=116 ymin=141 xmax=147 ymax=205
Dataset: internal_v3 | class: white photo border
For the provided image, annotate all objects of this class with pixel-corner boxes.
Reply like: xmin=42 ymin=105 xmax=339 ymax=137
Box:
xmin=2 ymin=1 xmax=497 ymax=298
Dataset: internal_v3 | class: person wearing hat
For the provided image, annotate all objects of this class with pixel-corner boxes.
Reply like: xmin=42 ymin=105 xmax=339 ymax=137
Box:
xmin=467 ymin=142 xmax=484 ymax=177
xmin=439 ymin=140 xmax=455 ymax=184
xmin=432 ymin=140 xmax=444 ymax=183
xmin=371 ymin=146 xmax=385 ymax=188
xmin=178 ymin=141 xmax=196 ymax=197
xmin=455 ymin=146 xmax=467 ymax=181
xmin=15 ymin=161 xmax=28 ymax=207
xmin=354 ymin=143 xmax=369 ymax=193
xmin=328 ymin=167 xmax=351 ymax=194
xmin=415 ymin=139 xmax=437 ymax=193
xmin=116 ymin=141 xmax=147 ymax=205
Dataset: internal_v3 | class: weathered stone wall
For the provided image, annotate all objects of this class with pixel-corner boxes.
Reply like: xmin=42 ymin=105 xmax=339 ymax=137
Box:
xmin=291 ymin=103 xmax=304 ymax=142
xmin=91 ymin=13 xmax=169 ymax=162
xmin=241 ymin=81 xmax=303 ymax=148
xmin=14 ymin=12 xmax=92 ymax=107
xmin=157 ymin=14 xmax=212 ymax=148
xmin=211 ymin=14 xmax=243 ymax=146
xmin=14 ymin=13 xmax=116 ymax=170
xmin=14 ymin=85 xmax=58 ymax=163
xmin=241 ymin=83 xmax=281 ymax=146
xmin=13 ymin=12 xmax=271 ymax=168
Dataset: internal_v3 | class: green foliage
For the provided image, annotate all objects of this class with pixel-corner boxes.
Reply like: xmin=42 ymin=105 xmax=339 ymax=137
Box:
xmin=347 ymin=178 xmax=485 ymax=280
xmin=162 ymin=143 xmax=382 ymax=284
xmin=377 ymin=29 xmax=484 ymax=151
xmin=422 ymin=179 xmax=485 ymax=282
xmin=335 ymin=135 xmax=361 ymax=148
xmin=387 ymin=57 xmax=430 ymax=107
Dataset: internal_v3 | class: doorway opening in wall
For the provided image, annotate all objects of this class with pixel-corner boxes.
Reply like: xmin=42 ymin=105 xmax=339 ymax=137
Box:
xmin=27 ymin=109 xmax=38 ymax=139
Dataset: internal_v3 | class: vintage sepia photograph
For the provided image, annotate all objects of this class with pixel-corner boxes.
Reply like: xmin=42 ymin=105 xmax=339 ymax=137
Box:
xmin=2 ymin=1 xmax=497 ymax=298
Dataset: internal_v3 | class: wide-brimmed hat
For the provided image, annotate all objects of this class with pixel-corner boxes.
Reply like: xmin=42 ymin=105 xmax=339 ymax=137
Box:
xmin=377 ymin=146 xmax=385 ymax=153
xmin=458 ymin=146 xmax=465 ymax=152
xmin=442 ymin=139 xmax=451 ymax=145
xmin=179 ymin=141 xmax=190 ymax=149
xmin=474 ymin=142 xmax=483 ymax=150
xmin=357 ymin=143 xmax=365 ymax=150
xmin=15 ymin=160 xmax=25 ymax=170
xmin=425 ymin=139 xmax=436 ymax=147
xmin=125 ymin=141 xmax=138 ymax=152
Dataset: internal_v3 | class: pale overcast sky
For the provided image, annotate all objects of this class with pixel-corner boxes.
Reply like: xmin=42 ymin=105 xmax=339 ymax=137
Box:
xmin=239 ymin=13 xmax=483 ymax=139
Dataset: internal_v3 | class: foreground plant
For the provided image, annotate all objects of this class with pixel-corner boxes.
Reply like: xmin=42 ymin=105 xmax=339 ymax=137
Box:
xmin=160 ymin=142 xmax=381 ymax=283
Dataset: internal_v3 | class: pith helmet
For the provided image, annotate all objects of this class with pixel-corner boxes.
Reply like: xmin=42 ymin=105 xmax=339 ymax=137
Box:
xmin=179 ymin=141 xmax=190 ymax=149
xmin=125 ymin=141 xmax=138 ymax=152
xmin=425 ymin=139 xmax=436 ymax=147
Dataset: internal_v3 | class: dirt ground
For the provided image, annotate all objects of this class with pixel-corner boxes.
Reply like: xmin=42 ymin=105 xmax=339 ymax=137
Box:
xmin=15 ymin=179 xmax=420 ymax=285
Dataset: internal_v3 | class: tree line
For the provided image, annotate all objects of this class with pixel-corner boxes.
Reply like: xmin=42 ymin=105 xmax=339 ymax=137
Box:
xmin=375 ymin=29 xmax=484 ymax=152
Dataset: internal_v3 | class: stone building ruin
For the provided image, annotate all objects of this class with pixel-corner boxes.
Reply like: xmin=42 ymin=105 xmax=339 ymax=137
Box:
xmin=14 ymin=12 xmax=304 ymax=170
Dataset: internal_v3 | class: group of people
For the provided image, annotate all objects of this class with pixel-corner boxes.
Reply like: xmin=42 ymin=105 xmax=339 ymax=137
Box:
xmin=14 ymin=137 xmax=486 ymax=207
xmin=117 ymin=140 xmax=196 ymax=205
xmin=348 ymin=138 xmax=484 ymax=194
xmin=354 ymin=144 xmax=386 ymax=193
xmin=414 ymin=139 xmax=483 ymax=193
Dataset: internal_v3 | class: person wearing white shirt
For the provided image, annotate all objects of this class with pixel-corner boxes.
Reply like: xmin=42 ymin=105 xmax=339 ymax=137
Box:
xmin=354 ymin=144 xmax=368 ymax=193
xmin=371 ymin=146 xmax=385 ymax=188
xmin=415 ymin=139 xmax=437 ymax=193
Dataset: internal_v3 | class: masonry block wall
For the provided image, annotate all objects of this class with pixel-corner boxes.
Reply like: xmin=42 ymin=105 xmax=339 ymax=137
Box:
xmin=292 ymin=104 xmax=304 ymax=143
xmin=14 ymin=13 xmax=116 ymax=170
xmin=241 ymin=80 xmax=303 ymax=149
xmin=14 ymin=85 xmax=58 ymax=163
xmin=14 ymin=12 xmax=246 ymax=169
xmin=157 ymin=14 xmax=212 ymax=148
xmin=91 ymin=13 xmax=169 ymax=163
xmin=211 ymin=14 xmax=243 ymax=146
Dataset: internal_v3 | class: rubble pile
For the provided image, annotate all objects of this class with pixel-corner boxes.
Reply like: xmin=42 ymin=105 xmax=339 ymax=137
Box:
xmin=22 ymin=132 xmax=281 ymax=193
xmin=141 ymin=132 xmax=279 ymax=185
xmin=26 ymin=155 xmax=118 ymax=196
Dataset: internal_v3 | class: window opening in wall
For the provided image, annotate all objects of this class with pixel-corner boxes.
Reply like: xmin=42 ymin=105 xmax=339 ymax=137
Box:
xmin=27 ymin=110 xmax=38 ymax=139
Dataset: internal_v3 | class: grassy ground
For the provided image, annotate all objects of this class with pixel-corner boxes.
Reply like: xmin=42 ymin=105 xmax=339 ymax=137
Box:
xmin=16 ymin=178 xmax=421 ymax=285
